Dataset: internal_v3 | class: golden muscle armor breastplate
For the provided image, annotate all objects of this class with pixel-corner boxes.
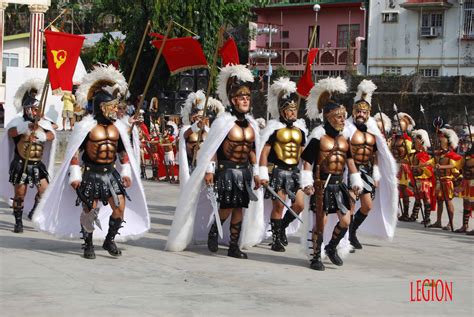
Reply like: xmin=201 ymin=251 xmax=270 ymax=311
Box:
xmin=86 ymin=124 xmax=119 ymax=164
xmin=318 ymin=135 xmax=349 ymax=175
xmin=17 ymin=127 xmax=45 ymax=161
xmin=438 ymin=155 xmax=452 ymax=177
xmin=186 ymin=131 xmax=207 ymax=158
xmin=222 ymin=123 xmax=255 ymax=163
xmin=273 ymin=127 xmax=303 ymax=165
xmin=350 ymin=130 xmax=376 ymax=166
xmin=464 ymin=156 xmax=474 ymax=180
xmin=392 ymin=137 xmax=407 ymax=162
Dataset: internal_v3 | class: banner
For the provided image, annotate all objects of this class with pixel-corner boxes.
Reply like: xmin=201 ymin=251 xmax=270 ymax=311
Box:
xmin=151 ymin=33 xmax=208 ymax=75
xmin=219 ymin=38 xmax=239 ymax=66
xmin=45 ymin=30 xmax=85 ymax=93
xmin=296 ymin=48 xmax=318 ymax=98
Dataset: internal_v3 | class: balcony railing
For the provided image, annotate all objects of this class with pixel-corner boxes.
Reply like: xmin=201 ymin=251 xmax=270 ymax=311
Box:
xmin=251 ymin=46 xmax=361 ymax=72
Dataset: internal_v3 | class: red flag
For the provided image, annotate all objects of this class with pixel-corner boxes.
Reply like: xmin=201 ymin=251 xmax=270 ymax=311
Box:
xmin=44 ymin=30 xmax=85 ymax=92
xmin=296 ymin=48 xmax=318 ymax=98
xmin=151 ymin=33 xmax=208 ymax=75
xmin=219 ymin=38 xmax=239 ymax=66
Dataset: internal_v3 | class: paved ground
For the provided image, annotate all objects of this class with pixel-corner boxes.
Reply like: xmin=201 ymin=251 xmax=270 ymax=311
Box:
xmin=0 ymin=179 xmax=473 ymax=317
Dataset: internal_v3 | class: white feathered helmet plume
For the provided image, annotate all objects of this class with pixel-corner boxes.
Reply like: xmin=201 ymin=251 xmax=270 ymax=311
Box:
xmin=75 ymin=64 xmax=128 ymax=120
xmin=217 ymin=64 xmax=254 ymax=110
xmin=206 ymin=97 xmax=225 ymax=122
xmin=306 ymin=77 xmax=348 ymax=131
xmin=267 ymin=77 xmax=298 ymax=120
xmin=412 ymin=129 xmax=431 ymax=148
xmin=373 ymin=112 xmax=392 ymax=135
xmin=393 ymin=112 xmax=416 ymax=132
xmin=13 ymin=78 xmax=44 ymax=113
xmin=181 ymin=90 xmax=206 ymax=125
xmin=463 ymin=125 xmax=474 ymax=137
xmin=439 ymin=128 xmax=459 ymax=149
xmin=353 ymin=79 xmax=377 ymax=118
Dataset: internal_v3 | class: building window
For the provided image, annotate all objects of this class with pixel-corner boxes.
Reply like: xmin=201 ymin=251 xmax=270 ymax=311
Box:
xmin=464 ymin=0 xmax=474 ymax=39
xmin=282 ymin=31 xmax=289 ymax=39
xmin=384 ymin=66 xmax=401 ymax=75
xmin=420 ymin=12 xmax=443 ymax=37
xmin=382 ymin=12 xmax=399 ymax=23
xmin=419 ymin=68 xmax=439 ymax=77
xmin=2 ymin=53 xmax=19 ymax=72
xmin=337 ymin=24 xmax=360 ymax=47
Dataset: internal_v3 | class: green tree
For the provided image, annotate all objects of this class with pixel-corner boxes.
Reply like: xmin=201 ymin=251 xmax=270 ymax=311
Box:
xmin=93 ymin=0 xmax=271 ymax=99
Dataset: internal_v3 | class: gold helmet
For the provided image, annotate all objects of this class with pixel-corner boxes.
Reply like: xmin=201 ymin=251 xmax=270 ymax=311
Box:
xmin=267 ymin=77 xmax=298 ymax=121
xmin=217 ymin=64 xmax=254 ymax=110
xmin=306 ymin=77 xmax=348 ymax=131
xmin=352 ymin=79 xmax=377 ymax=120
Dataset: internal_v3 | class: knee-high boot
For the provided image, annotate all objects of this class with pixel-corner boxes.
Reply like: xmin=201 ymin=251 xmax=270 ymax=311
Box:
xmin=103 ymin=216 xmax=123 ymax=256
xmin=227 ymin=222 xmax=247 ymax=259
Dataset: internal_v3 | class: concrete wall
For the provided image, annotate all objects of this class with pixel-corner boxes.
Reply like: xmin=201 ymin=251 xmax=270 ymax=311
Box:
xmin=368 ymin=0 xmax=473 ymax=76
xmin=251 ymin=75 xmax=474 ymax=126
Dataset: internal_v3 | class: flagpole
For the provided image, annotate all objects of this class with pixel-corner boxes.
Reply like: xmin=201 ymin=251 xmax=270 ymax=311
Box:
xmin=134 ymin=20 xmax=174 ymax=118
xmin=297 ymin=25 xmax=319 ymax=107
xmin=192 ymin=25 xmax=225 ymax=167
xmin=125 ymin=20 xmax=151 ymax=97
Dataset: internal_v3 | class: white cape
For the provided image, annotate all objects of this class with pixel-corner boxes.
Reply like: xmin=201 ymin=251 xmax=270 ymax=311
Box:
xmin=33 ymin=115 xmax=150 ymax=242
xmin=166 ymin=112 xmax=264 ymax=251
xmin=120 ymin=115 xmax=140 ymax=170
xmin=259 ymin=118 xmax=308 ymax=241
xmin=344 ymin=116 xmax=398 ymax=239
xmin=298 ymin=125 xmax=353 ymax=260
xmin=0 ymin=115 xmax=57 ymax=211
xmin=178 ymin=125 xmax=191 ymax=189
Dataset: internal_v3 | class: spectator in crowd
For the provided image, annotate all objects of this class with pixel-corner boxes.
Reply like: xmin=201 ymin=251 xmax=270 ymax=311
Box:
xmin=61 ymin=91 xmax=75 ymax=130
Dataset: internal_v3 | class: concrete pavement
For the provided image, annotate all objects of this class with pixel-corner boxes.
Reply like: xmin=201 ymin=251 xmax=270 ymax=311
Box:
xmin=0 ymin=180 xmax=473 ymax=317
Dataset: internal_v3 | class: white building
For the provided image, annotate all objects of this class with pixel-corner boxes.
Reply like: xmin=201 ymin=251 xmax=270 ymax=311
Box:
xmin=367 ymin=0 xmax=474 ymax=76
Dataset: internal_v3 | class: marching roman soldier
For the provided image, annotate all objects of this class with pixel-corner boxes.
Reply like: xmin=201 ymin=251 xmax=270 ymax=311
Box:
xmin=0 ymin=79 xmax=56 ymax=232
xmin=345 ymin=80 xmax=398 ymax=250
xmin=259 ymin=77 xmax=307 ymax=252
xmin=178 ymin=90 xmax=224 ymax=187
xmin=410 ymin=129 xmax=435 ymax=224
xmin=166 ymin=64 xmax=263 ymax=258
xmin=392 ymin=112 xmax=416 ymax=222
xmin=426 ymin=127 xmax=461 ymax=230
xmin=456 ymin=126 xmax=474 ymax=234
xmin=33 ymin=65 xmax=149 ymax=259
xmin=300 ymin=77 xmax=363 ymax=271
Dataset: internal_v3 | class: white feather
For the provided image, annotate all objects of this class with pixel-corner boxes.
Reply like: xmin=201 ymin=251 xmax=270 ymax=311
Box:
xmin=217 ymin=64 xmax=254 ymax=108
xmin=207 ymin=97 xmax=225 ymax=118
xmin=463 ymin=125 xmax=474 ymax=136
xmin=13 ymin=78 xmax=44 ymax=113
xmin=440 ymin=128 xmax=459 ymax=149
xmin=267 ymin=77 xmax=296 ymax=119
xmin=75 ymin=64 xmax=127 ymax=108
xmin=393 ymin=112 xmax=416 ymax=131
xmin=353 ymin=79 xmax=377 ymax=105
xmin=412 ymin=129 xmax=431 ymax=148
xmin=373 ymin=112 xmax=392 ymax=134
xmin=306 ymin=77 xmax=347 ymax=120
xmin=181 ymin=90 xmax=206 ymax=125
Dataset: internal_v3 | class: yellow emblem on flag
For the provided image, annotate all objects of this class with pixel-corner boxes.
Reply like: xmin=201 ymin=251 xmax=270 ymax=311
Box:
xmin=51 ymin=50 xmax=67 ymax=69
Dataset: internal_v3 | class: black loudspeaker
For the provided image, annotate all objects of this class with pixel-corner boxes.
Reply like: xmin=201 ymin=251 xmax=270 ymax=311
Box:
xmin=174 ymin=91 xmax=190 ymax=114
xmin=195 ymin=68 xmax=209 ymax=92
xmin=158 ymin=91 xmax=175 ymax=115
xmin=179 ymin=70 xmax=195 ymax=92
